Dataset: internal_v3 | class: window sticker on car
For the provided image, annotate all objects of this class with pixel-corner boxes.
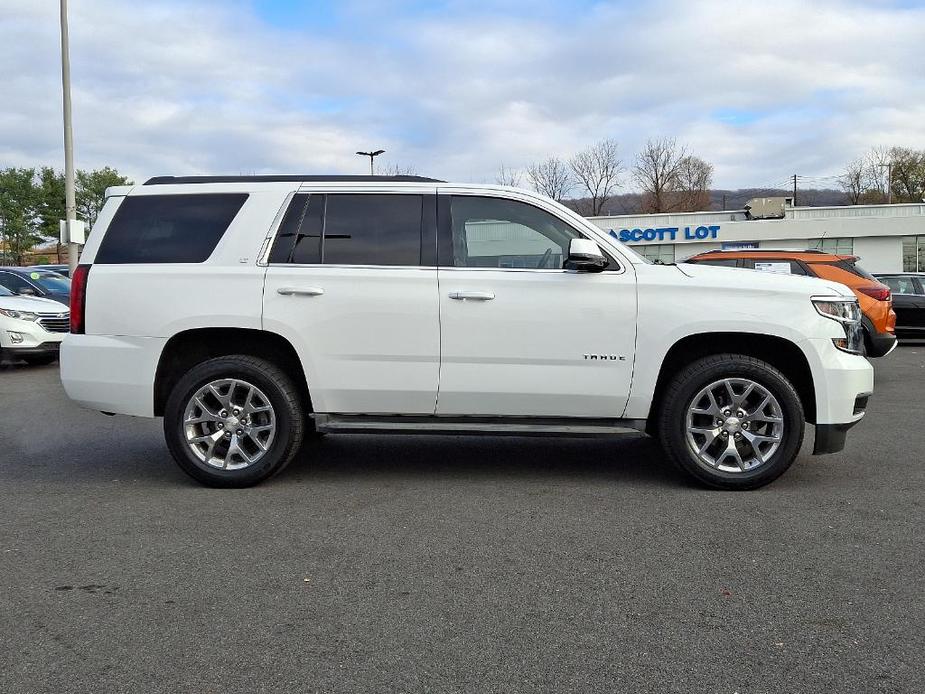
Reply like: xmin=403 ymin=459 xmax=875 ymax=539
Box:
xmin=30 ymin=272 xmax=41 ymax=279
xmin=755 ymin=262 xmax=791 ymax=275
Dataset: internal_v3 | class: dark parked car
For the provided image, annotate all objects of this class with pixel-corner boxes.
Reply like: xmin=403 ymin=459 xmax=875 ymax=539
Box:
xmin=0 ymin=267 xmax=71 ymax=306
xmin=875 ymin=274 xmax=925 ymax=338
xmin=29 ymin=263 xmax=70 ymax=278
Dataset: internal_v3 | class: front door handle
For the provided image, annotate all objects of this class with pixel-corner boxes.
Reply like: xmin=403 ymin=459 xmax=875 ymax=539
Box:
xmin=277 ymin=287 xmax=324 ymax=297
xmin=448 ymin=291 xmax=495 ymax=301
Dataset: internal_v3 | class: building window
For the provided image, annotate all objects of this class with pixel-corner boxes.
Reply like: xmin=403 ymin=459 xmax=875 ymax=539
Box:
xmin=637 ymin=244 xmax=675 ymax=264
xmin=809 ymin=238 xmax=853 ymax=255
xmin=903 ymin=236 xmax=925 ymax=272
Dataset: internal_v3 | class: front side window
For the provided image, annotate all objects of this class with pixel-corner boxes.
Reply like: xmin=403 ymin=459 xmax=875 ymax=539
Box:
xmin=29 ymin=271 xmax=70 ymax=293
xmin=881 ymin=276 xmax=918 ymax=295
xmin=95 ymin=194 xmax=248 ymax=264
xmin=450 ymin=196 xmax=579 ymax=269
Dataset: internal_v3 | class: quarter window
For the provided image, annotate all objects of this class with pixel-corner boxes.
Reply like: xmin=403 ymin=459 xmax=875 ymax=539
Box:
xmin=95 ymin=194 xmax=248 ymax=264
xmin=449 ymin=196 xmax=580 ymax=269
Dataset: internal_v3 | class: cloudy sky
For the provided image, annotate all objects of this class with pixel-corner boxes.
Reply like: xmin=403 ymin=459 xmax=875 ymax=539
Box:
xmin=2 ymin=0 xmax=924 ymax=189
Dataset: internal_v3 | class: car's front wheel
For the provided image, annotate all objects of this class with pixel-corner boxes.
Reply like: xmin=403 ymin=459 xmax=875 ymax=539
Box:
xmin=657 ymin=354 xmax=805 ymax=490
xmin=164 ymin=355 xmax=305 ymax=487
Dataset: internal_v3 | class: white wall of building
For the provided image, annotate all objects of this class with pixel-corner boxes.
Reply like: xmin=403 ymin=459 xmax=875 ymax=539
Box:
xmin=588 ymin=203 xmax=925 ymax=273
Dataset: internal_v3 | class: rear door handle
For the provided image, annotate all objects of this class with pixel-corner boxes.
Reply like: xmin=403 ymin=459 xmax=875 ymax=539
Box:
xmin=448 ymin=291 xmax=495 ymax=301
xmin=277 ymin=287 xmax=324 ymax=297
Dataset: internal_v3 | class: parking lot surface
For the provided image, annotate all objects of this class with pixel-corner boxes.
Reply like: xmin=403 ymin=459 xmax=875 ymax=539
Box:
xmin=1 ymin=346 xmax=923 ymax=694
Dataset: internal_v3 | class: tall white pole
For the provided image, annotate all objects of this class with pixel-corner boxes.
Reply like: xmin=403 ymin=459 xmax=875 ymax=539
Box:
xmin=60 ymin=0 xmax=78 ymax=273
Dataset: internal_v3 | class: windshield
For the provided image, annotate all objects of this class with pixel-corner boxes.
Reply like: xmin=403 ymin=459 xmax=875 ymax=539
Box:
xmin=27 ymin=271 xmax=70 ymax=293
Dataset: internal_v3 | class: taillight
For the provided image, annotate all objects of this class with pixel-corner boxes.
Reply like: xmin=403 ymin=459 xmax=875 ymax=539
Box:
xmin=856 ymin=285 xmax=891 ymax=302
xmin=70 ymin=264 xmax=91 ymax=334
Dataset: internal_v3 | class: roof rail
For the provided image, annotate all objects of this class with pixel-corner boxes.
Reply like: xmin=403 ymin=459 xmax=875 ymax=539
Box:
xmin=698 ymin=248 xmax=829 ymax=255
xmin=143 ymin=175 xmax=444 ymax=185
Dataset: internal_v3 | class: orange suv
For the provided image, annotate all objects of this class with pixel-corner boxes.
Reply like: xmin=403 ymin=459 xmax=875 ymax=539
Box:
xmin=685 ymin=249 xmax=897 ymax=357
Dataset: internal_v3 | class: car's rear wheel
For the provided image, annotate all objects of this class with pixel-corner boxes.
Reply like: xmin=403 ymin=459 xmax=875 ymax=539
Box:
xmin=164 ymin=355 xmax=305 ymax=487
xmin=657 ymin=354 xmax=805 ymax=490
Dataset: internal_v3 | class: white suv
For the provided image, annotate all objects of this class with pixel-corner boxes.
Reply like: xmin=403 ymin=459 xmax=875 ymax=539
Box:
xmin=0 ymin=285 xmax=69 ymax=365
xmin=60 ymin=175 xmax=873 ymax=489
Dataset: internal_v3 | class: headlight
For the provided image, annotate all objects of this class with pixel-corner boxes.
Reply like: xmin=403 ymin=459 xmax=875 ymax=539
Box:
xmin=0 ymin=308 xmax=39 ymax=321
xmin=812 ymin=298 xmax=863 ymax=354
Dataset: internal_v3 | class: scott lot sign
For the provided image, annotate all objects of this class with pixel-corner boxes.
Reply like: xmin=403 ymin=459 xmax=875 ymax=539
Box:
xmin=609 ymin=225 xmax=721 ymax=243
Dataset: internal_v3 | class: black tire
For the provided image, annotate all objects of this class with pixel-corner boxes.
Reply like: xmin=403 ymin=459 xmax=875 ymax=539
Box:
xmin=23 ymin=354 xmax=57 ymax=366
xmin=164 ymin=355 xmax=306 ymax=487
xmin=657 ymin=353 xmax=805 ymax=490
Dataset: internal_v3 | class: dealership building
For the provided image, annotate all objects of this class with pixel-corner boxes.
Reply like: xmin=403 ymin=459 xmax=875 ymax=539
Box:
xmin=588 ymin=201 xmax=925 ymax=274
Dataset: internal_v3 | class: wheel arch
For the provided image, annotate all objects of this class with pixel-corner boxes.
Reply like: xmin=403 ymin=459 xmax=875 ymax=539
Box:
xmin=153 ymin=327 xmax=311 ymax=417
xmin=646 ymin=332 xmax=816 ymax=436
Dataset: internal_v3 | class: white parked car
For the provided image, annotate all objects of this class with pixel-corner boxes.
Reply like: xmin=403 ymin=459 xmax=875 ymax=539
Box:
xmin=61 ymin=175 xmax=873 ymax=489
xmin=0 ymin=285 xmax=70 ymax=365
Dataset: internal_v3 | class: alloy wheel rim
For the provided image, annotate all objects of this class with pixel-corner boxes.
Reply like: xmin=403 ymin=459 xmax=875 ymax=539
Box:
xmin=183 ymin=378 xmax=276 ymax=470
xmin=685 ymin=377 xmax=784 ymax=473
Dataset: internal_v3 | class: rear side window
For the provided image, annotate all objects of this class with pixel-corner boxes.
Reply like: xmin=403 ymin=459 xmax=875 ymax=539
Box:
xmin=95 ymin=194 xmax=248 ymax=264
xmin=323 ymin=194 xmax=422 ymax=266
xmin=269 ymin=193 xmax=424 ymax=266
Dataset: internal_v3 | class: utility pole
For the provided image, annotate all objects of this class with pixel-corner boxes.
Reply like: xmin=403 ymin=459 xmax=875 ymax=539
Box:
xmin=879 ymin=162 xmax=893 ymax=204
xmin=355 ymin=149 xmax=385 ymax=175
xmin=792 ymin=174 xmax=798 ymax=207
xmin=59 ymin=0 xmax=78 ymax=274
xmin=722 ymin=194 xmax=726 ymax=211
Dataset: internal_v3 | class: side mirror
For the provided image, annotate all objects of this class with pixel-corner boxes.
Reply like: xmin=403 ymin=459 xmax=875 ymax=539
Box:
xmin=564 ymin=238 xmax=608 ymax=272
xmin=18 ymin=287 xmax=37 ymax=296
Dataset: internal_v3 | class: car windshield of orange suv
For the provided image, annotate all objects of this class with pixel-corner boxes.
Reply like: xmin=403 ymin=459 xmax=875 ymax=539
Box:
xmin=683 ymin=249 xmax=897 ymax=357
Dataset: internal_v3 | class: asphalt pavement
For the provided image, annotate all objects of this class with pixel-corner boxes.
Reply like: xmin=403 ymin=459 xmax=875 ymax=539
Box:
xmin=1 ymin=345 xmax=923 ymax=693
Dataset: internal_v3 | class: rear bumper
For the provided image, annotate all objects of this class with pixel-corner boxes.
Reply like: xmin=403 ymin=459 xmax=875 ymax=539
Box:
xmin=60 ymin=334 xmax=165 ymax=417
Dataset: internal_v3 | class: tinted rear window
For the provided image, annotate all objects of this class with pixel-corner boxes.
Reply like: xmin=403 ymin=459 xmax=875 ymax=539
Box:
xmin=95 ymin=194 xmax=248 ymax=264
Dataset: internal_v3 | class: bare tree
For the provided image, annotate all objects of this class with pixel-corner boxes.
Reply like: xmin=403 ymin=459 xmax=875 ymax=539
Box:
xmin=839 ymin=157 xmax=867 ymax=205
xmin=495 ymin=163 xmax=523 ymax=187
xmin=526 ymin=157 xmax=573 ymax=202
xmin=382 ymin=163 xmax=418 ymax=176
xmin=633 ymin=137 xmax=686 ymax=213
xmin=673 ymin=155 xmax=713 ymax=211
xmin=568 ymin=138 xmax=622 ymax=215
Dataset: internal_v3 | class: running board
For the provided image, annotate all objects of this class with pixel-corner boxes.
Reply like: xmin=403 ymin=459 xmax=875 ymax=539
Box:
xmin=312 ymin=414 xmax=647 ymax=437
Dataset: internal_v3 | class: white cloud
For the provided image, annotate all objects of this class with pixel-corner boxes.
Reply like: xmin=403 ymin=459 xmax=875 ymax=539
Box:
xmin=1 ymin=0 xmax=923 ymax=189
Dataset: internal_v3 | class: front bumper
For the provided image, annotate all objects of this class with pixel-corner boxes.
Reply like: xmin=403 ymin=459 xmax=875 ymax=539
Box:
xmin=861 ymin=315 xmax=897 ymax=357
xmin=800 ymin=337 xmax=874 ymax=450
xmin=1 ymin=323 xmax=65 ymax=352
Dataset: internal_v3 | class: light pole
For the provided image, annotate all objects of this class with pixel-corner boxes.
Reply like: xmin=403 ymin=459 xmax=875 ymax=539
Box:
xmin=59 ymin=0 xmax=78 ymax=273
xmin=356 ymin=149 xmax=385 ymax=175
